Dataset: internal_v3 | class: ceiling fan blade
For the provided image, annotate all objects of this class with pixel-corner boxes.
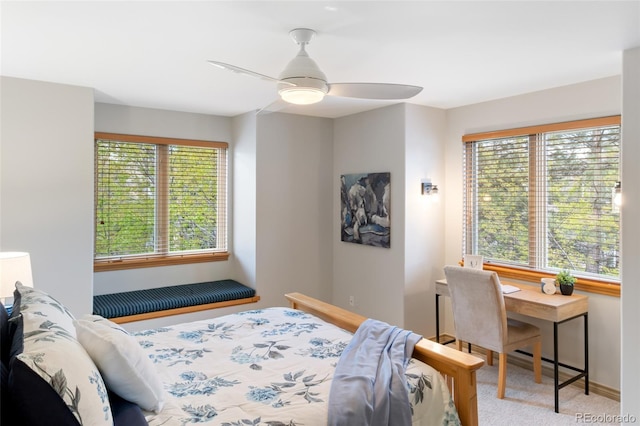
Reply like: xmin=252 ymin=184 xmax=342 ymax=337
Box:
xmin=256 ymin=99 xmax=288 ymax=115
xmin=208 ymin=60 xmax=294 ymax=86
xmin=327 ymin=83 xmax=423 ymax=100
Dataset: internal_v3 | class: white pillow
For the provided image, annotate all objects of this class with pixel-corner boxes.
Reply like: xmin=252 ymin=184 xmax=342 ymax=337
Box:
xmin=74 ymin=315 xmax=165 ymax=413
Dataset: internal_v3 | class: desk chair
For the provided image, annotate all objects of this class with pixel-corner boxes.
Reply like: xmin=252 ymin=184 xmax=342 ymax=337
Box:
xmin=443 ymin=265 xmax=542 ymax=398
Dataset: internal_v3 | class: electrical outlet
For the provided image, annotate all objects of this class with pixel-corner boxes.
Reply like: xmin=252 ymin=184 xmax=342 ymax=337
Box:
xmin=349 ymin=296 xmax=355 ymax=307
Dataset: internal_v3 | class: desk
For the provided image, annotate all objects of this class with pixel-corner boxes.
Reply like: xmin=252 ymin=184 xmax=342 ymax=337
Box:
xmin=435 ymin=278 xmax=589 ymax=413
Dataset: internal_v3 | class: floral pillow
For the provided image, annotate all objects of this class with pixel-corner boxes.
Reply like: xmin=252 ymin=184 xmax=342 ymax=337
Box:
xmin=9 ymin=285 xmax=113 ymax=426
xmin=11 ymin=282 xmax=76 ymax=336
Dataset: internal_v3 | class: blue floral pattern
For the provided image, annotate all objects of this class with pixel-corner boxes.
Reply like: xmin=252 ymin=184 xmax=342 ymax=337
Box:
xmin=137 ymin=307 xmax=460 ymax=425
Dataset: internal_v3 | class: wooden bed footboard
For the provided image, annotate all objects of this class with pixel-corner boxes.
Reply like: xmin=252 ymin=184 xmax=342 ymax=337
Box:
xmin=285 ymin=292 xmax=483 ymax=426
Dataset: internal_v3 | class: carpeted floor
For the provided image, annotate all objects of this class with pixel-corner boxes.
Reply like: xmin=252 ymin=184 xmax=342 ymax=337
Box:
xmin=476 ymin=361 xmax=620 ymax=425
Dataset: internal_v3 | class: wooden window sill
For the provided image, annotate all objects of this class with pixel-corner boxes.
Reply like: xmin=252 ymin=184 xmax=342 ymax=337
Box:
xmin=481 ymin=263 xmax=620 ymax=297
xmin=94 ymin=252 xmax=229 ymax=272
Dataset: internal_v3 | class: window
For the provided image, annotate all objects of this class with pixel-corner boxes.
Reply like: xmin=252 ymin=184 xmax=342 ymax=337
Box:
xmin=94 ymin=133 xmax=228 ymax=271
xmin=463 ymin=116 xmax=621 ymax=288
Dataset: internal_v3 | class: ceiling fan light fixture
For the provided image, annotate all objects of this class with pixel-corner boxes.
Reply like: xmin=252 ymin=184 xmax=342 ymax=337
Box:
xmin=279 ymin=86 xmax=326 ymax=105
xmin=278 ymin=76 xmax=328 ymax=105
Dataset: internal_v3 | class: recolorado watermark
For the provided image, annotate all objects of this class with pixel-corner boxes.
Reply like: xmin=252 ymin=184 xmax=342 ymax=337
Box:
xmin=576 ymin=413 xmax=637 ymax=423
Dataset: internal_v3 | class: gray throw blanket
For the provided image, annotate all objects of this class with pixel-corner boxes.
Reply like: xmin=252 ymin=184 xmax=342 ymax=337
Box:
xmin=327 ymin=318 xmax=422 ymax=426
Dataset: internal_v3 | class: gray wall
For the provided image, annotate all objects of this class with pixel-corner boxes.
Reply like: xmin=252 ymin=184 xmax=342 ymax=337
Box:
xmin=620 ymin=46 xmax=640 ymax=420
xmin=255 ymin=112 xmax=334 ymax=307
xmin=1 ymin=77 xmax=94 ymax=315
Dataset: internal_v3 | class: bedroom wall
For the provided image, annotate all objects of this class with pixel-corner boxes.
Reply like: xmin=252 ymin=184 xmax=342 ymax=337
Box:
xmin=332 ymin=104 xmax=407 ymax=326
xmin=403 ymin=104 xmax=447 ymax=337
xmin=254 ymin=112 xmax=334 ymax=308
xmin=444 ymin=76 xmax=623 ymax=391
xmin=231 ymin=112 xmax=258 ymax=297
xmin=620 ymin=46 xmax=640 ymax=420
xmin=0 ymin=76 xmax=95 ymax=316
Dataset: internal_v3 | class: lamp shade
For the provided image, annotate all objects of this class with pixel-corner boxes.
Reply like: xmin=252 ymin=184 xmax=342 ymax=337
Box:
xmin=0 ymin=252 xmax=33 ymax=299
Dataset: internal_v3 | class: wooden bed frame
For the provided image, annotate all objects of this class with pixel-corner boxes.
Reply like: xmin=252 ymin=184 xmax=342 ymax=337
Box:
xmin=285 ymin=292 xmax=483 ymax=426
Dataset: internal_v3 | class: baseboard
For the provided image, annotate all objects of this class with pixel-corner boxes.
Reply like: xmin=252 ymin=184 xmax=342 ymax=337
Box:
xmin=430 ymin=334 xmax=620 ymax=402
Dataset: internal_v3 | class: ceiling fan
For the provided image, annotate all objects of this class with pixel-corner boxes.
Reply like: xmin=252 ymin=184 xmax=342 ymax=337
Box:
xmin=208 ymin=28 xmax=423 ymax=106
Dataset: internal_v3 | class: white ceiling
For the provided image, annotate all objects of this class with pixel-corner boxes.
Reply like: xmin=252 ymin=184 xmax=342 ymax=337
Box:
xmin=2 ymin=1 xmax=639 ymax=118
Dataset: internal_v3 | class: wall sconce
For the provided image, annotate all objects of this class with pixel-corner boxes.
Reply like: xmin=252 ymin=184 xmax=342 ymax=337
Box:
xmin=612 ymin=181 xmax=621 ymax=213
xmin=421 ymin=179 xmax=439 ymax=195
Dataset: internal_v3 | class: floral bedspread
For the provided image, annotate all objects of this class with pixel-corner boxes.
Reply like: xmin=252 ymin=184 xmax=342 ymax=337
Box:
xmin=135 ymin=307 xmax=460 ymax=426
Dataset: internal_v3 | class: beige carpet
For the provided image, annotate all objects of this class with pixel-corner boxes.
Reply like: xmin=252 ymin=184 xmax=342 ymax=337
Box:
xmin=476 ymin=361 xmax=620 ymax=425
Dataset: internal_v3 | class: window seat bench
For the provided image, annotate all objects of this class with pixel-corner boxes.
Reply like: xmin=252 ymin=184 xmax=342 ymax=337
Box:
xmin=93 ymin=279 xmax=259 ymax=324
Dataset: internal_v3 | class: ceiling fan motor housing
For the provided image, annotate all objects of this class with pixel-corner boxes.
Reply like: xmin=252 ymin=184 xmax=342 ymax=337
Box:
xmin=278 ymin=30 xmax=328 ymax=104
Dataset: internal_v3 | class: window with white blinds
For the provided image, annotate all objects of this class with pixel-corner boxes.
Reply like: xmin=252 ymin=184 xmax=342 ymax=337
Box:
xmin=94 ymin=133 xmax=228 ymax=270
xmin=463 ymin=116 xmax=621 ymax=281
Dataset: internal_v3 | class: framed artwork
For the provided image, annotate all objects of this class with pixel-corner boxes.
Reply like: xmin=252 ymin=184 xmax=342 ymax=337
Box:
xmin=340 ymin=172 xmax=390 ymax=248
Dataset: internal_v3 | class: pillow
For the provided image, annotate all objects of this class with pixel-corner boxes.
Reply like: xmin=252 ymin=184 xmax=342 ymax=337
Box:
xmin=11 ymin=282 xmax=76 ymax=336
xmin=9 ymin=311 xmax=113 ymax=426
xmin=9 ymin=356 xmax=81 ymax=426
xmin=108 ymin=391 xmax=147 ymax=426
xmin=1 ymin=361 xmax=18 ymax=425
xmin=74 ymin=315 xmax=165 ymax=413
xmin=1 ymin=302 xmax=10 ymax=365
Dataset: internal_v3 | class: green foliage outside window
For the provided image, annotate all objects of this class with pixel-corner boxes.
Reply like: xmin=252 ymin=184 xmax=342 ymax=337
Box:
xmin=466 ymin=123 xmax=620 ymax=280
xmin=95 ymin=139 xmax=225 ymax=259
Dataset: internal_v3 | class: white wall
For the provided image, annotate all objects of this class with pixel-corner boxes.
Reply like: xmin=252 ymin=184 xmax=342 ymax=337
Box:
xmin=255 ymin=112 xmax=334 ymax=308
xmin=231 ymin=112 xmax=258 ymax=294
xmin=620 ymin=47 xmax=640 ymax=420
xmin=93 ymin=103 xmax=238 ymax=295
xmin=1 ymin=77 xmax=94 ymax=316
xmin=444 ymin=77 xmax=623 ymax=390
xmin=403 ymin=104 xmax=447 ymax=337
xmin=332 ymin=104 xmax=407 ymax=325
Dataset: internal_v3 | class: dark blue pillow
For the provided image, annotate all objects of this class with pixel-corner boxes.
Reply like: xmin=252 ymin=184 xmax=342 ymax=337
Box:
xmin=1 ymin=361 xmax=17 ymax=425
xmin=8 ymin=357 xmax=81 ymax=426
xmin=1 ymin=303 xmax=9 ymax=365
xmin=108 ymin=391 xmax=147 ymax=426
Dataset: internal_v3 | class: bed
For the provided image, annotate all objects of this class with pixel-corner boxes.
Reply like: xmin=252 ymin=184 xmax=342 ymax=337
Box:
xmin=1 ymin=284 xmax=483 ymax=426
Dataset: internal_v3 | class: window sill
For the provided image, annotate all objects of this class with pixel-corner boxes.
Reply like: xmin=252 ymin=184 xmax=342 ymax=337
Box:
xmin=477 ymin=263 xmax=620 ymax=297
xmin=94 ymin=252 xmax=229 ymax=272
xmin=483 ymin=263 xmax=620 ymax=297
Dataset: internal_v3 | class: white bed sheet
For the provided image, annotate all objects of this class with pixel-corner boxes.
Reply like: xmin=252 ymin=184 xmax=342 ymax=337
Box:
xmin=135 ymin=307 xmax=460 ymax=425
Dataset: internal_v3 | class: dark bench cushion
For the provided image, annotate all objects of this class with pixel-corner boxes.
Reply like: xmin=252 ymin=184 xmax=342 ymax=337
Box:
xmin=93 ymin=280 xmax=255 ymax=319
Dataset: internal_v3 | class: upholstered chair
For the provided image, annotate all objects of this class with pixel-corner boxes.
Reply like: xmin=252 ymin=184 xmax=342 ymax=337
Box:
xmin=443 ymin=265 xmax=542 ymax=399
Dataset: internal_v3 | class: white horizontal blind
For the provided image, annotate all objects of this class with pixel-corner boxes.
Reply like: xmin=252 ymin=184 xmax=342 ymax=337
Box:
xmin=464 ymin=136 xmax=530 ymax=267
xmin=95 ymin=141 xmax=156 ymax=257
xmin=95 ymin=134 xmax=228 ymax=261
xmin=464 ymin=117 xmax=620 ymax=280
xmin=544 ymin=126 xmax=620 ymax=276
xmin=166 ymin=145 xmax=226 ymax=253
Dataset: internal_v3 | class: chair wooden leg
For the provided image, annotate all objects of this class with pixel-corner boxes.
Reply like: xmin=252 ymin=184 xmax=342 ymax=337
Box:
xmin=456 ymin=340 xmax=463 ymax=351
xmin=486 ymin=349 xmax=494 ymax=366
xmin=497 ymin=353 xmax=507 ymax=399
xmin=532 ymin=340 xmax=542 ymax=383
